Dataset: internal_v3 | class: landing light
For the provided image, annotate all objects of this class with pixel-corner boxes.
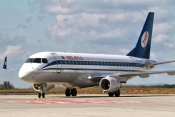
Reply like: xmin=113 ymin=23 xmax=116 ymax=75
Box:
xmin=88 ymin=76 xmax=92 ymax=80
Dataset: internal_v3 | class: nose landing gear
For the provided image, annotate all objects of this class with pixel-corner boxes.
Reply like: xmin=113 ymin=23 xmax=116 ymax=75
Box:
xmin=38 ymin=92 xmax=45 ymax=98
xmin=65 ymin=88 xmax=77 ymax=97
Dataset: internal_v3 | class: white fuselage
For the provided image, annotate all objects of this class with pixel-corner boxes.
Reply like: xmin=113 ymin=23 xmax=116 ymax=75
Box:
xmin=18 ymin=52 xmax=154 ymax=88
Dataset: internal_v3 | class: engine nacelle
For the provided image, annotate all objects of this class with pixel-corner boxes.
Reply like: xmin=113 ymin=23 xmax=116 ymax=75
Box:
xmin=99 ymin=77 xmax=121 ymax=93
xmin=33 ymin=83 xmax=55 ymax=92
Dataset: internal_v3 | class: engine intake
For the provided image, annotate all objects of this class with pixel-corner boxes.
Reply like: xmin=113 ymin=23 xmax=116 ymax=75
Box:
xmin=33 ymin=83 xmax=55 ymax=92
xmin=99 ymin=77 xmax=121 ymax=93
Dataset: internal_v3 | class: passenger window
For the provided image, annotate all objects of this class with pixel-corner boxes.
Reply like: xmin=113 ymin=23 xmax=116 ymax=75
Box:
xmin=61 ymin=61 xmax=65 ymax=64
xmin=91 ymin=61 xmax=94 ymax=65
xmin=103 ymin=62 xmax=106 ymax=65
xmin=33 ymin=58 xmax=41 ymax=63
xmin=81 ymin=61 xmax=84 ymax=65
xmin=77 ymin=61 xmax=81 ymax=65
xmin=111 ymin=62 xmax=113 ymax=66
xmin=115 ymin=62 xmax=117 ymax=66
xmin=42 ymin=58 xmax=48 ymax=63
xmin=70 ymin=61 xmax=74 ymax=64
xmin=101 ymin=62 xmax=104 ymax=65
xmin=88 ymin=61 xmax=91 ymax=65
xmin=74 ymin=61 xmax=77 ymax=65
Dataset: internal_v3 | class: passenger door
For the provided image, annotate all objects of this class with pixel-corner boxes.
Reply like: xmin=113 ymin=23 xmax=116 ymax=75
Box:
xmin=51 ymin=53 xmax=62 ymax=73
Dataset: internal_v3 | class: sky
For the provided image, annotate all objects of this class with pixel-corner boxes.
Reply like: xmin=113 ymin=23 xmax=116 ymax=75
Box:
xmin=1 ymin=0 xmax=175 ymax=88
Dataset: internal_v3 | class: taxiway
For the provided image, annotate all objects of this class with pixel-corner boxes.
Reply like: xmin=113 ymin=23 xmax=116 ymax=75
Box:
xmin=0 ymin=94 xmax=175 ymax=117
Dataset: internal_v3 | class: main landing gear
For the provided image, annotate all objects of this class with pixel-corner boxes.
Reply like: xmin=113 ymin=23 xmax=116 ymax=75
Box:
xmin=38 ymin=92 xmax=45 ymax=98
xmin=65 ymin=88 xmax=77 ymax=97
xmin=108 ymin=90 xmax=120 ymax=97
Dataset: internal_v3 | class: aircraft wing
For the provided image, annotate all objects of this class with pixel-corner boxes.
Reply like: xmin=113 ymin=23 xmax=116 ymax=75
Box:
xmin=2 ymin=56 xmax=19 ymax=72
xmin=118 ymin=70 xmax=175 ymax=78
xmin=88 ymin=70 xmax=175 ymax=82
xmin=3 ymin=69 xmax=18 ymax=72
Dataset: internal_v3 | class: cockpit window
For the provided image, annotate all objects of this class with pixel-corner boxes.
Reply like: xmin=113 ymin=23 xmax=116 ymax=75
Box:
xmin=32 ymin=58 xmax=41 ymax=63
xmin=42 ymin=58 xmax=48 ymax=63
xmin=25 ymin=58 xmax=41 ymax=63
xmin=25 ymin=58 xmax=34 ymax=63
xmin=25 ymin=58 xmax=32 ymax=63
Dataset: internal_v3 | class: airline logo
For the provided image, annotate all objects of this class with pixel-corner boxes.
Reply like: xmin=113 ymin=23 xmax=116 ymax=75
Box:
xmin=61 ymin=56 xmax=65 ymax=59
xmin=66 ymin=56 xmax=83 ymax=60
xmin=141 ymin=31 xmax=149 ymax=48
xmin=61 ymin=56 xmax=83 ymax=60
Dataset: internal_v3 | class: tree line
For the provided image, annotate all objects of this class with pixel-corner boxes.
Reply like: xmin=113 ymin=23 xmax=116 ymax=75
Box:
xmin=123 ymin=84 xmax=175 ymax=88
xmin=0 ymin=81 xmax=15 ymax=90
xmin=1 ymin=81 xmax=175 ymax=90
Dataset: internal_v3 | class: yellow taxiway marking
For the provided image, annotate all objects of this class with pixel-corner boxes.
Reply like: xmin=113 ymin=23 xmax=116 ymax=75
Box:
xmin=35 ymin=98 xmax=42 ymax=100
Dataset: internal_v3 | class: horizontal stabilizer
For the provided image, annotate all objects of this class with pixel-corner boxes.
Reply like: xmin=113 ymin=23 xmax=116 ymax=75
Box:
xmin=148 ymin=60 xmax=175 ymax=66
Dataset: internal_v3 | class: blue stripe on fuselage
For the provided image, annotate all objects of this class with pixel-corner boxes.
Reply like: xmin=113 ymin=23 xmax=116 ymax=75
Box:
xmin=41 ymin=60 xmax=144 ymax=69
xmin=42 ymin=68 xmax=143 ymax=72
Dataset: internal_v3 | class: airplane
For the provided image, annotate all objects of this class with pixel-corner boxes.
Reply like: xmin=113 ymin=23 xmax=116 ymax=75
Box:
xmin=3 ymin=12 xmax=175 ymax=98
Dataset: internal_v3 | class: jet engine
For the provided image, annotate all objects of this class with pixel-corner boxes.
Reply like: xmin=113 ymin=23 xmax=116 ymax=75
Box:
xmin=99 ymin=77 xmax=121 ymax=93
xmin=33 ymin=83 xmax=55 ymax=92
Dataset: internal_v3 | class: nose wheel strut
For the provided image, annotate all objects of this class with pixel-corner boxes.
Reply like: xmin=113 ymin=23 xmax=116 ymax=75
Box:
xmin=38 ymin=92 xmax=45 ymax=98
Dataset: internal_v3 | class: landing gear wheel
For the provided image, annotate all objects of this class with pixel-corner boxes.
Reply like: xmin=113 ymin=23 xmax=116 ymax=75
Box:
xmin=38 ymin=92 xmax=41 ymax=98
xmin=114 ymin=90 xmax=120 ymax=97
xmin=42 ymin=92 xmax=45 ymax=98
xmin=108 ymin=93 xmax=114 ymax=97
xmin=71 ymin=88 xmax=77 ymax=96
xmin=65 ymin=88 xmax=71 ymax=96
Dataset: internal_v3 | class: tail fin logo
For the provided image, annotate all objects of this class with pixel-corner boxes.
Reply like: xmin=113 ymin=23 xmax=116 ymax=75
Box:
xmin=141 ymin=31 xmax=149 ymax=48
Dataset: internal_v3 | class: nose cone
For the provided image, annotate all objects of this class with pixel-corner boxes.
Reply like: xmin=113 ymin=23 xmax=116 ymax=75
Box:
xmin=18 ymin=64 xmax=33 ymax=82
xmin=18 ymin=69 xmax=31 ymax=82
xmin=18 ymin=69 xmax=26 ymax=80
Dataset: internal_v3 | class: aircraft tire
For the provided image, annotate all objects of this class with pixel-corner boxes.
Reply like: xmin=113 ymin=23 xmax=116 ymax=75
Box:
xmin=42 ymin=92 xmax=45 ymax=98
xmin=71 ymin=88 xmax=77 ymax=96
xmin=108 ymin=93 xmax=114 ymax=97
xmin=38 ymin=92 xmax=41 ymax=98
xmin=114 ymin=90 xmax=120 ymax=97
xmin=65 ymin=88 xmax=71 ymax=96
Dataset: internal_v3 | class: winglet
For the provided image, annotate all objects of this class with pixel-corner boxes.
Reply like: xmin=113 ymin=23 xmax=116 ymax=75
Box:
xmin=3 ymin=56 xmax=7 ymax=70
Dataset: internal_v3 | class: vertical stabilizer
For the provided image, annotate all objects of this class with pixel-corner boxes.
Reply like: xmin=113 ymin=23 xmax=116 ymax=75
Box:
xmin=127 ymin=12 xmax=154 ymax=59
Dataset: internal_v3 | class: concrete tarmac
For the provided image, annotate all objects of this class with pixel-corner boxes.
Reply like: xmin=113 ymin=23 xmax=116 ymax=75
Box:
xmin=0 ymin=94 xmax=175 ymax=117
